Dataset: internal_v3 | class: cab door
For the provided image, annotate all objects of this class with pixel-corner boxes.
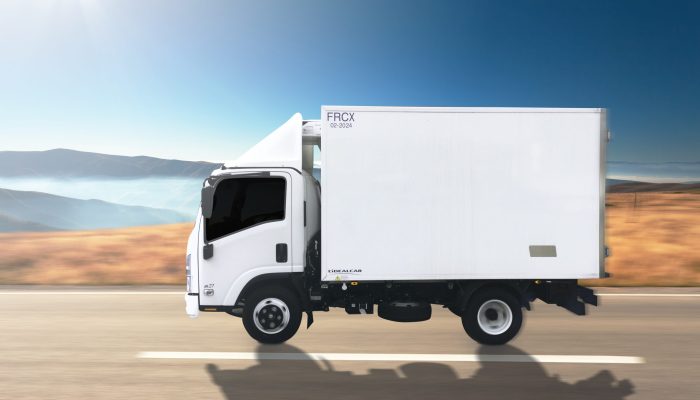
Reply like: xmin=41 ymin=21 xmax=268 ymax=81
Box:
xmin=198 ymin=171 xmax=292 ymax=306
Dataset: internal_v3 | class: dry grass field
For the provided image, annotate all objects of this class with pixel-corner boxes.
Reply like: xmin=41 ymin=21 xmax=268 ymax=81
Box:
xmin=0 ymin=192 xmax=698 ymax=286
xmin=581 ymin=192 xmax=700 ymax=286
xmin=0 ymin=223 xmax=193 ymax=285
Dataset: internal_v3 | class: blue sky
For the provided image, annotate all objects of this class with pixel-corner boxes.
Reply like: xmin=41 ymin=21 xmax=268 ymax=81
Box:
xmin=0 ymin=0 xmax=698 ymax=163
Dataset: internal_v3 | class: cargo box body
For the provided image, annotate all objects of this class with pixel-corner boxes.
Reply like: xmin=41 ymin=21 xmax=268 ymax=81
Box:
xmin=321 ymin=106 xmax=606 ymax=282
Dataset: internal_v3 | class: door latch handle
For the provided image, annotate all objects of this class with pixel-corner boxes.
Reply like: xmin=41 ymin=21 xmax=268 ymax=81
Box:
xmin=276 ymin=243 xmax=288 ymax=263
xmin=203 ymin=243 xmax=214 ymax=260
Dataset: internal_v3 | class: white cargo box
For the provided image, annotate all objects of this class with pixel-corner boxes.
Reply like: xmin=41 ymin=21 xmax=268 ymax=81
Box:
xmin=321 ymin=106 xmax=606 ymax=282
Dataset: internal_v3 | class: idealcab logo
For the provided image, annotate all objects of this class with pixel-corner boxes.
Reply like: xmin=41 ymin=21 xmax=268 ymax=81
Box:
xmin=328 ymin=268 xmax=363 ymax=274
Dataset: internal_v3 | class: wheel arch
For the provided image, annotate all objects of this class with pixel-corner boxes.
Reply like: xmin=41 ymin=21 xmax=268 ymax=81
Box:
xmin=454 ymin=280 xmax=531 ymax=315
xmin=234 ymin=272 xmax=305 ymax=307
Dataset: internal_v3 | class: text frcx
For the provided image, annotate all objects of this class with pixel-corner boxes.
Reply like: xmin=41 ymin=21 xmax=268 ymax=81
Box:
xmin=326 ymin=112 xmax=355 ymax=122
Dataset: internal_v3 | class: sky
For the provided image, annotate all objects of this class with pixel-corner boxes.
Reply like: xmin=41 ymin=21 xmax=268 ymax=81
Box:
xmin=0 ymin=0 xmax=698 ymax=163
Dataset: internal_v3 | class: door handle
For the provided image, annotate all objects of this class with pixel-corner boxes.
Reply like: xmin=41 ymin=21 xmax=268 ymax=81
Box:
xmin=203 ymin=243 xmax=214 ymax=260
xmin=276 ymin=243 xmax=288 ymax=263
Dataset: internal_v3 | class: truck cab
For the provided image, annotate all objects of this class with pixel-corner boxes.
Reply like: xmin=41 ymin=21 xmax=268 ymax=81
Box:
xmin=185 ymin=113 xmax=322 ymax=342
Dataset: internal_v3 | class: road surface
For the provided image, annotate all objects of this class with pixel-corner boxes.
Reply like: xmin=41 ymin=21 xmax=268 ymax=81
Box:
xmin=1 ymin=286 xmax=698 ymax=399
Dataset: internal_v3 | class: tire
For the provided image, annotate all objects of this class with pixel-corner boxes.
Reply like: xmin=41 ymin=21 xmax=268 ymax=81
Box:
xmin=461 ymin=287 xmax=523 ymax=345
xmin=242 ymin=285 xmax=302 ymax=344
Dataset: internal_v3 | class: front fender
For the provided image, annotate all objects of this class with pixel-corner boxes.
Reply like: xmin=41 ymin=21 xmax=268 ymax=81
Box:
xmin=222 ymin=266 xmax=295 ymax=306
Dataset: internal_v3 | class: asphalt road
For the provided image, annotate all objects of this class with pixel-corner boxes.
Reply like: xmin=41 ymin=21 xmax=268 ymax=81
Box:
xmin=1 ymin=287 xmax=698 ymax=400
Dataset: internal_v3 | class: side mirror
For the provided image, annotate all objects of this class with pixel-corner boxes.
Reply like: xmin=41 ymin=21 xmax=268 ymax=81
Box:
xmin=201 ymin=184 xmax=215 ymax=219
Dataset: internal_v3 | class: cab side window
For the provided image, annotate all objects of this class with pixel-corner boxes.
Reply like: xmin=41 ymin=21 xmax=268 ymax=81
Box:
xmin=205 ymin=177 xmax=286 ymax=241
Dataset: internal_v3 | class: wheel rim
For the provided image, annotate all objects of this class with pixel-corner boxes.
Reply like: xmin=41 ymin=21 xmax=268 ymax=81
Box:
xmin=253 ymin=298 xmax=290 ymax=335
xmin=477 ymin=299 xmax=513 ymax=335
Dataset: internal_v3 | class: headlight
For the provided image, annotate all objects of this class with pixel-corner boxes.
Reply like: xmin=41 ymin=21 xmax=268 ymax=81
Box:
xmin=186 ymin=275 xmax=191 ymax=293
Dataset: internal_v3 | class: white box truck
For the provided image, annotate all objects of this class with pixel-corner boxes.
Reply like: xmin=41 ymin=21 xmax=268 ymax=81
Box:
xmin=185 ymin=106 xmax=608 ymax=345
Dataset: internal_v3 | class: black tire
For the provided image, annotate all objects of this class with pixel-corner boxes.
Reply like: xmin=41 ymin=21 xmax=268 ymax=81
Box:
xmin=242 ymin=285 xmax=302 ymax=344
xmin=461 ymin=287 xmax=523 ymax=345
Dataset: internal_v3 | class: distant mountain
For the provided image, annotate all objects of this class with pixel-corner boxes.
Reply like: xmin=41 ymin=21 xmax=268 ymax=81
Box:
xmin=0 ymin=213 xmax=58 ymax=232
xmin=0 ymin=188 xmax=191 ymax=232
xmin=607 ymin=181 xmax=700 ymax=193
xmin=608 ymin=161 xmax=700 ymax=183
xmin=606 ymin=179 xmax=639 ymax=187
xmin=0 ymin=149 xmax=221 ymax=178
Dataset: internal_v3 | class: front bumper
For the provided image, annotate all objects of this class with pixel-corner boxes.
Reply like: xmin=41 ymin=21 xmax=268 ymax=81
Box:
xmin=185 ymin=293 xmax=200 ymax=318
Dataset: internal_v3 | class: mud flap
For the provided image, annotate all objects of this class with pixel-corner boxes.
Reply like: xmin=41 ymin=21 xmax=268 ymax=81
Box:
xmin=289 ymin=273 xmax=314 ymax=329
xmin=306 ymin=310 xmax=314 ymax=328
xmin=535 ymin=281 xmax=598 ymax=316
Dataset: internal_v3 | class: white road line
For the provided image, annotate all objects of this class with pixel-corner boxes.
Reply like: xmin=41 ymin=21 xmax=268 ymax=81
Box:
xmin=0 ymin=292 xmax=183 ymax=295
xmin=136 ymin=351 xmax=645 ymax=364
xmin=1 ymin=291 xmax=698 ymax=297
xmin=598 ymin=293 xmax=700 ymax=297
xmin=0 ymin=290 xmax=700 ymax=297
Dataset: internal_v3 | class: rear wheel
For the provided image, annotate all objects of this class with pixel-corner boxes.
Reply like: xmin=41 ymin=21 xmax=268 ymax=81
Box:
xmin=242 ymin=285 xmax=302 ymax=344
xmin=461 ymin=287 xmax=522 ymax=345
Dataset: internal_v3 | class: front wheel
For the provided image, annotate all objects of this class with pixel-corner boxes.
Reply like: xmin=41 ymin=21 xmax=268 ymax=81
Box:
xmin=461 ymin=287 xmax=523 ymax=345
xmin=242 ymin=285 xmax=302 ymax=344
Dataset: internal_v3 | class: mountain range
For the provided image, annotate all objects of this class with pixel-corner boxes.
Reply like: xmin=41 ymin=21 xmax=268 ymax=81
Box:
xmin=0 ymin=149 xmax=221 ymax=178
xmin=607 ymin=181 xmax=700 ymax=193
xmin=607 ymin=161 xmax=700 ymax=183
xmin=0 ymin=213 xmax=57 ymax=232
xmin=0 ymin=188 xmax=190 ymax=232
